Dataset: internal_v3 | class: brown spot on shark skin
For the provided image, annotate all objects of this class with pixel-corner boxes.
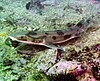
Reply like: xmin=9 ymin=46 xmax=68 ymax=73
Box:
xmin=52 ymin=36 xmax=57 ymax=40
xmin=64 ymin=34 xmax=71 ymax=39
xmin=77 ymin=22 xmax=83 ymax=28
xmin=21 ymin=36 xmax=24 ymax=39
xmin=56 ymin=30 xmax=64 ymax=35
xmin=32 ymin=39 xmax=35 ymax=42
xmin=45 ymin=32 xmax=49 ymax=35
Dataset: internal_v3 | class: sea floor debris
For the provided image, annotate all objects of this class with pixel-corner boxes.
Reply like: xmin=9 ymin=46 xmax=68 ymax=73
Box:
xmin=44 ymin=43 xmax=100 ymax=81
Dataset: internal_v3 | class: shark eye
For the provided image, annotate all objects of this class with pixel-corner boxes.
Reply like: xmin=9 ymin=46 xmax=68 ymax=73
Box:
xmin=17 ymin=36 xmax=27 ymax=41
xmin=56 ymin=30 xmax=64 ymax=35
xmin=52 ymin=36 xmax=56 ymax=40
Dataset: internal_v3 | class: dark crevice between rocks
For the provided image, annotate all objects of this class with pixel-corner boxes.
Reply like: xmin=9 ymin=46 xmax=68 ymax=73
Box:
xmin=48 ymin=73 xmax=78 ymax=81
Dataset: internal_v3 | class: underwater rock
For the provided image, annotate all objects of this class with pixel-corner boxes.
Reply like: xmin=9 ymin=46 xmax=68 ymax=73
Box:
xmin=44 ymin=43 xmax=100 ymax=81
xmin=26 ymin=2 xmax=31 ymax=10
xmin=26 ymin=0 xmax=44 ymax=14
xmin=45 ymin=61 xmax=87 ymax=76
xmin=45 ymin=60 xmax=100 ymax=81
xmin=26 ymin=0 xmax=60 ymax=14
xmin=45 ymin=61 xmax=88 ymax=81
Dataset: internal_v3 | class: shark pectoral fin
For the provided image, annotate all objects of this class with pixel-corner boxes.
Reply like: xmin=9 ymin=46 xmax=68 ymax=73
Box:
xmin=55 ymin=49 xmax=64 ymax=61
xmin=42 ymin=43 xmax=63 ymax=50
xmin=43 ymin=43 xmax=64 ymax=61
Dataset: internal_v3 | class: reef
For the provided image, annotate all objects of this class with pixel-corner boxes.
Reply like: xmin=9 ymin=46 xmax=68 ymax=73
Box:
xmin=0 ymin=0 xmax=100 ymax=81
xmin=44 ymin=43 xmax=100 ymax=81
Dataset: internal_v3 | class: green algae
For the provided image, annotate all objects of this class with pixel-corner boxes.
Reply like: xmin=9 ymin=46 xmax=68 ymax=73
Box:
xmin=0 ymin=0 xmax=100 ymax=81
